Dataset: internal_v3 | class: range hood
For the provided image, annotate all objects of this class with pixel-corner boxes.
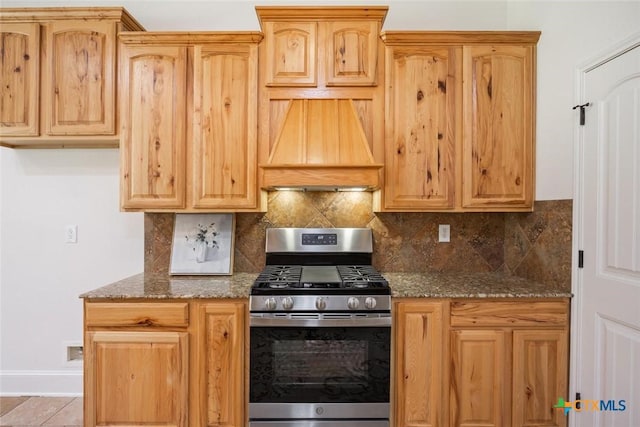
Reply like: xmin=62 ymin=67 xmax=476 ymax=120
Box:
xmin=260 ymin=99 xmax=383 ymax=190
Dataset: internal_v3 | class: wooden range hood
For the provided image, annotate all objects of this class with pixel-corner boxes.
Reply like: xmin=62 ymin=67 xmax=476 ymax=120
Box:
xmin=260 ymin=99 xmax=383 ymax=190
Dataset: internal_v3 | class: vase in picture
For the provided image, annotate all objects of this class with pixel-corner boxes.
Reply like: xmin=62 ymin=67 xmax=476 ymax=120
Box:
xmin=195 ymin=240 xmax=207 ymax=263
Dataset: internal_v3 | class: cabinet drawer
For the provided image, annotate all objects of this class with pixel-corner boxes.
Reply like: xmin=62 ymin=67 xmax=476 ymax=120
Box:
xmin=450 ymin=300 xmax=568 ymax=327
xmin=85 ymin=302 xmax=189 ymax=327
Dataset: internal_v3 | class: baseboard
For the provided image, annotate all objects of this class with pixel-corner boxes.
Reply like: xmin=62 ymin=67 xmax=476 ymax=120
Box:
xmin=0 ymin=370 xmax=82 ymax=396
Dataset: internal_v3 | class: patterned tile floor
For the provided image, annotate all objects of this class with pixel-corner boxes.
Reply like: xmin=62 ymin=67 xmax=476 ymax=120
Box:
xmin=0 ymin=397 xmax=82 ymax=426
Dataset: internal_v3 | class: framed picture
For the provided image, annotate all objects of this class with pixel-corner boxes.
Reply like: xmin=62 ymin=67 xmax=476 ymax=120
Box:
xmin=170 ymin=213 xmax=235 ymax=275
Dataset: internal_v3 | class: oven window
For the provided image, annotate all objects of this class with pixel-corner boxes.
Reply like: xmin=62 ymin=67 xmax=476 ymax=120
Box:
xmin=273 ymin=339 xmax=368 ymax=386
xmin=250 ymin=327 xmax=390 ymax=403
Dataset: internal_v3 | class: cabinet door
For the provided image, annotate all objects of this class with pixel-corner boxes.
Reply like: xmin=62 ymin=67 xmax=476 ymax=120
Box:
xmin=44 ymin=20 xmax=116 ymax=135
xmin=263 ymin=21 xmax=317 ymax=86
xmin=450 ymin=329 xmax=508 ymax=427
xmin=195 ymin=301 xmax=245 ymax=427
xmin=394 ymin=301 xmax=444 ymax=427
xmin=462 ymin=45 xmax=534 ymax=210
xmin=84 ymin=331 xmax=188 ymax=427
xmin=120 ymin=45 xmax=187 ymax=209
xmin=512 ymin=330 xmax=568 ymax=427
xmin=385 ymin=46 xmax=460 ymax=210
xmin=326 ymin=21 xmax=378 ymax=86
xmin=0 ymin=23 xmax=39 ymax=136
xmin=192 ymin=44 xmax=258 ymax=209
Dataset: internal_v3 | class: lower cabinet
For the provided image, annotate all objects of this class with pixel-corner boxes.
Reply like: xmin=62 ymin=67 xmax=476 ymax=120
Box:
xmin=83 ymin=300 xmax=247 ymax=427
xmin=450 ymin=300 xmax=569 ymax=427
xmin=84 ymin=331 xmax=189 ymax=427
xmin=191 ymin=301 xmax=246 ymax=427
xmin=85 ymin=298 xmax=567 ymax=427
xmin=394 ymin=299 xmax=569 ymax=427
xmin=393 ymin=300 xmax=445 ymax=427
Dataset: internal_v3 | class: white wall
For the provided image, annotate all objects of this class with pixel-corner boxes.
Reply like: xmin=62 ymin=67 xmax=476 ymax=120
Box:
xmin=506 ymin=1 xmax=640 ymax=199
xmin=0 ymin=149 xmax=143 ymax=395
xmin=0 ymin=0 xmax=638 ymax=395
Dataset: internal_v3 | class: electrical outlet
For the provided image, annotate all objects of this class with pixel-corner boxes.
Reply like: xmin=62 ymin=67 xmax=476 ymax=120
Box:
xmin=438 ymin=224 xmax=450 ymax=242
xmin=65 ymin=225 xmax=78 ymax=243
xmin=67 ymin=345 xmax=83 ymax=362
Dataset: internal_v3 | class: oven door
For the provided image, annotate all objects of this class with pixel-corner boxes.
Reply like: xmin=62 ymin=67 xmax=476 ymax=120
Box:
xmin=249 ymin=314 xmax=391 ymax=422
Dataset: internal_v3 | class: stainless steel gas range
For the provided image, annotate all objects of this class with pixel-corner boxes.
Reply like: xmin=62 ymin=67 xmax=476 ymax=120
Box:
xmin=249 ymin=228 xmax=391 ymax=427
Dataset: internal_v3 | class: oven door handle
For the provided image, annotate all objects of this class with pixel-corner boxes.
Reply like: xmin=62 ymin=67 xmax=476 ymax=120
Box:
xmin=249 ymin=316 xmax=391 ymax=328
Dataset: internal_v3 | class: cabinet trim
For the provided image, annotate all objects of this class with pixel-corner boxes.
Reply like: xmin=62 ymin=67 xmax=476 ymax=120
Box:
xmin=381 ymin=31 xmax=541 ymax=45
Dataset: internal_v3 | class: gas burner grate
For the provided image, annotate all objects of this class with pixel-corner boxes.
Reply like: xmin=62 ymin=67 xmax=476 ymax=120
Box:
xmin=254 ymin=265 xmax=302 ymax=289
xmin=337 ymin=265 xmax=388 ymax=287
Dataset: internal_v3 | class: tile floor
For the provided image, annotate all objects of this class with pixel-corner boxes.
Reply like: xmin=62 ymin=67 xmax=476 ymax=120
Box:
xmin=0 ymin=397 xmax=82 ymax=426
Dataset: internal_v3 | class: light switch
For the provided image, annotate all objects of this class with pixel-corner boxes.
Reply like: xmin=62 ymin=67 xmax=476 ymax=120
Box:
xmin=65 ymin=225 xmax=78 ymax=243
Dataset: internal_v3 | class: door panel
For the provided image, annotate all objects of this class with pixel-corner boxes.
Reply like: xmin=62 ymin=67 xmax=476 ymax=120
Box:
xmin=575 ymin=41 xmax=640 ymax=427
xmin=462 ymin=45 xmax=534 ymax=209
xmin=85 ymin=331 xmax=188 ymax=427
xmin=119 ymin=45 xmax=187 ymax=209
xmin=192 ymin=44 xmax=258 ymax=209
xmin=450 ymin=329 xmax=507 ymax=427
xmin=0 ymin=23 xmax=39 ymax=136
xmin=512 ymin=330 xmax=568 ymax=427
xmin=45 ymin=20 xmax=115 ymax=135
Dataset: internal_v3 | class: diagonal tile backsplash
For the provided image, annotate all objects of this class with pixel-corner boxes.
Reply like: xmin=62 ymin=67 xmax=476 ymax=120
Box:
xmin=144 ymin=194 xmax=572 ymax=292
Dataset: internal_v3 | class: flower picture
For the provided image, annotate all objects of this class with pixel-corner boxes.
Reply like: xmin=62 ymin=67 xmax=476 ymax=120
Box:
xmin=185 ymin=222 xmax=219 ymax=262
xmin=170 ymin=214 xmax=234 ymax=275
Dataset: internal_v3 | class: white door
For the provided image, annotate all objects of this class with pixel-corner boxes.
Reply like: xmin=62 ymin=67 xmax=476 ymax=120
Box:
xmin=572 ymin=37 xmax=640 ymax=426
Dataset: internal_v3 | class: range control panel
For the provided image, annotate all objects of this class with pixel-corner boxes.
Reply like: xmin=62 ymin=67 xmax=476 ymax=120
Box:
xmin=302 ymin=233 xmax=338 ymax=245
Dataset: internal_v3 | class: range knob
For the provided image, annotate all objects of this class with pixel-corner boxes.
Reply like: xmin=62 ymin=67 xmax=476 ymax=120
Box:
xmin=264 ymin=297 xmax=277 ymax=311
xmin=364 ymin=297 xmax=377 ymax=310
xmin=282 ymin=296 xmax=294 ymax=310
xmin=315 ymin=297 xmax=327 ymax=311
xmin=347 ymin=297 xmax=360 ymax=310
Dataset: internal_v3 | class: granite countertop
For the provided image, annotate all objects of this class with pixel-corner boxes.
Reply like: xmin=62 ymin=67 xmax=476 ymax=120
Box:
xmin=385 ymin=272 xmax=572 ymax=298
xmin=79 ymin=272 xmax=257 ymax=299
xmin=80 ymin=271 xmax=571 ymax=300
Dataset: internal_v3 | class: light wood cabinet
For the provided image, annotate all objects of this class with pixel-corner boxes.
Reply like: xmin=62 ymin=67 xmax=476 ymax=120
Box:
xmin=449 ymin=300 xmax=569 ymax=427
xmin=0 ymin=8 xmax=144 ymax=147
xmin=256 ymin=7 xmax=388 ymax=190
xmin=119 ymin=44 xmax=188 ymax=210
xmin=84 ymin=299 xmax=248 ymax=427
xmin=394 ymin=299 xmax=568 ymax=427
xmin=379 ymin=32 xmax=539 ymax=212
xmin=118 ymin=33 xmax=263 ymax=212
xmin=462 ymin=45 xmax=534 ymax=210
xmin=259 ymin=13 xmax=380 ymax=87
xmin=383 ymin=44 xmax=461 ymax=210
xmin=450 ymin=329 xmax=508 ymax=427
xmin=394 ymin=300 xmax=445 ymax=427
xmin=0 ymin=22 xmax=40 ymax=137
xmin=191 ymin=301 xmax=246 ymax=427
xmin=191 ymin=43 xmax=259 ymax=210
xmin=84 ymin=301 xmax=190 ymax=427
xmin=85 ymin=331 xmax=189 ymax=427
xmin=262 ymin=21 xmax=317 ymax=86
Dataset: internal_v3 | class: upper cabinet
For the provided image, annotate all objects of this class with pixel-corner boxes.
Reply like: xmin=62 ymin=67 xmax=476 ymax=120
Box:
xmin=462 ymin=45 xmax=534 ymax=210
xmin=258 ymin=7 xmax=383 ymax=88
xmin=383 ymin=44 xmax=461 ymax=210
xmin=119 ymin=44 xmax=188 ymax=210
xmin=0 ymin=22 xmax=39 ymax=137
xmin=0 ymin=8 xmax=144 ymax=148
xmin=379 ymin=32 xmax=540 ymax=212
xmin=256 ymin=7 xmax=388 ymax=190
xmin=262 ymin=21 xmax=317 ymax=86
xmin=119 ymin=33 xmax=263 ymax=212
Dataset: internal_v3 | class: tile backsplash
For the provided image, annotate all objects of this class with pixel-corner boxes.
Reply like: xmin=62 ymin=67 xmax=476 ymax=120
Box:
xmin=145 ymin=192 xmax=572 ymax=292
